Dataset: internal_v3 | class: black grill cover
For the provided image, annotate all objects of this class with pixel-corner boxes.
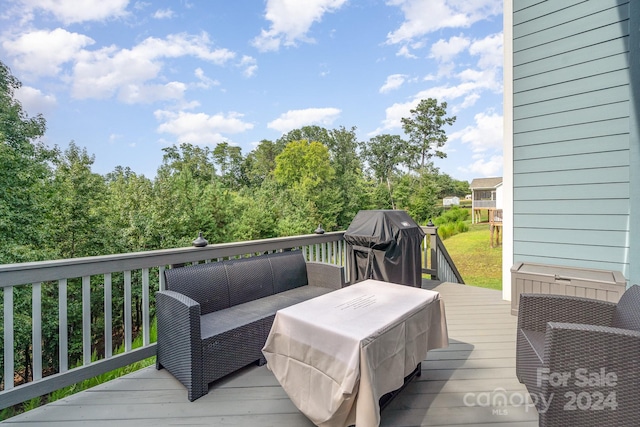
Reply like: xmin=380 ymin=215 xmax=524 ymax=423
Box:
xmin=344 ymin=210 xmax=425 ymax=287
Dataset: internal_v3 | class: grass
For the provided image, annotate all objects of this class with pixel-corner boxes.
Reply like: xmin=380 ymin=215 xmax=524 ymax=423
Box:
xmin=442 ymin=222 xmax=502 ymax=290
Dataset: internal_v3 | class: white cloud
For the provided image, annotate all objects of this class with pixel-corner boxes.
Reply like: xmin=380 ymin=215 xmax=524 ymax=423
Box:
xmin=153 ymin=8 xmax=174 ymax=19
xmin=371 ymin=81 xmax=495 ymax=135
xmin=194 ymin=68 xmax=220 ymax=89
xmin=459 ymin=155 xmax=503 ymax=177
xmin=469 ymin=32 xmax=503 ymax=69
xmin=252 ymin=0 xmax=347 ymax=52
xmin=238 ymin=55 xmax=258 ymax=78
xmin=155 ymin=110 xmax=254 ymax=145
xmin=429 ymin=35 xmax=470 ymax=63
xmin=71 ymin=33 xmax=235 ymax=101
xmin=379 ymin=74 xmax=407 ymax=94
xmin=2 ymin=28 xmax=94 ymax=76
xmin=396 ymin=45 xmax=417 ymax=59
xmin=268 ymin=107 xmax=341 ymax=133
xmin=449 ymin=111 xmax=503 ymax=153
xmin=386 ymin=0 xmax=502 ymax=45
xmin=119 ymin=81 xmax=187 ymax=104
xmin=20 ymin=0 xmax=129 ymax=24
xmin=15 ymin=85 xmax=57 ymax=115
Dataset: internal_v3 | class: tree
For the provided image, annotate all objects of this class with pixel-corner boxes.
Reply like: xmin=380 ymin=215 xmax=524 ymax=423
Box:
xmin=0 ymin=61 xmax=56 ymax=263
xmin=212 ymin=142 xmax=244 ymax=189
xmin=360 ymin=134 xmax=408 ymax=209
xmin=48 ymin=142 xmax=107 ymax=259
xmin=243 ymin=139 xmax=281 ymax=187
xmin=401 ymin=98 xmax=456 ymax=170
xmin=154 ymin=144 xmax=233 ymax=247
xmin=274 ymin=140 xmax=335 ymax=191
xmin=103 ymin=167 xmax=155 ymax=252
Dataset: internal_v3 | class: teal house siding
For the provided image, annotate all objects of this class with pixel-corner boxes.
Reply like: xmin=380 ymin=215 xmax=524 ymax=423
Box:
xmin=512 ymin=0 xmax=637 ymax=280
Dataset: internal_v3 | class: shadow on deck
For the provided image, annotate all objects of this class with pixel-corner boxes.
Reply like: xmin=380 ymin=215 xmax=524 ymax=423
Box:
xmin=2 ymin=282 xmax=538 ymax=427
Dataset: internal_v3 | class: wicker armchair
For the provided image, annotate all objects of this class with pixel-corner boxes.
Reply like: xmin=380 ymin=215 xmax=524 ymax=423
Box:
xmin=516 ymin=285 xmax=640 ymax=427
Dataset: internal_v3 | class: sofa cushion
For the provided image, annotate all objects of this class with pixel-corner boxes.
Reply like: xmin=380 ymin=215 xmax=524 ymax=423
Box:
xmin=199 ymin=285 xmax=333 ymax=339
xmin=268 ymin=251 xmax=308 ymax=293
xmin=164 ymin=262 xmax=230 ymax=315
xmin=226 ymin=255 xmax=274 ymax=306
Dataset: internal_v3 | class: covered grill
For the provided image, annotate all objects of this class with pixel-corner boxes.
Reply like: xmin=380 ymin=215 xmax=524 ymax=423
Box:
xmin=344 ymin=210 xmax=425 ymax=287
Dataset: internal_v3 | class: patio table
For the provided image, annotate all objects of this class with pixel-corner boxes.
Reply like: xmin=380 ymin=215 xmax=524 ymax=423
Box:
xmin=262 ymin=279 xmax=449 ymax=427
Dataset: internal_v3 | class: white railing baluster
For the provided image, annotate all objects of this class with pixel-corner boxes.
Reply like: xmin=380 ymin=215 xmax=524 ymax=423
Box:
xmin=124 ymin=270 xmax=132 ymax=352
xmin=142 ymin=268 xmax=150 ymax=346
xmin=82 ymin=276 xmax=91 ymax=365
xmin=104 ymin=273 xmax=112 ymax=359
xmin=59 ymin=279 xmax=68 ymax=372
xmin=32 ymin=282 xmax=42 ymax=381
xmin=4 ymin=286 xmax=14 ymax=390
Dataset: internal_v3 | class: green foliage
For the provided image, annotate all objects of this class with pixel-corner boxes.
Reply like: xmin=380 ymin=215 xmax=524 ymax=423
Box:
xmin=434 ymin=206 xmax=470 ymax=240
xmin=434 ymin=206 xmax=470 ymax=226
xmin=401 ymin=98 xmax=456 ymax=170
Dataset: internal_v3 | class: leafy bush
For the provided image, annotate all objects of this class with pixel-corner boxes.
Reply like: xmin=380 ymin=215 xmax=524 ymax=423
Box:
xmin=433 ymin=207 xmax=470 ymax=240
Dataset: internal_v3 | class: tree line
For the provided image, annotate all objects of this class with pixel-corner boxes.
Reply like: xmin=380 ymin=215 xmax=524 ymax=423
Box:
xmin=1 ymin=61 xmax=469 ymax=386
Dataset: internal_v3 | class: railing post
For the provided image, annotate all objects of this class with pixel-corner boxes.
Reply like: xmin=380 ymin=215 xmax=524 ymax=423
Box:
xmin=426 ymin=224 xmax=439 ymax=280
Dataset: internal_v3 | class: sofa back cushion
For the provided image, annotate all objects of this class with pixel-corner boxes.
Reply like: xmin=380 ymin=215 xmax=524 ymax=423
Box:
xmin=164 ymin=262 xmax=230 ymax=315
xmin=269 ymin=251 xmax=308 ymax=293
xmin=612 ymin=285 xmax=640 ymax=331
xmin=226 ymin=255 xmax=274 ymax=306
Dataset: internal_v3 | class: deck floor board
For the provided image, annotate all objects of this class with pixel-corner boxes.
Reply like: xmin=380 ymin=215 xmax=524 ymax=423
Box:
xmin=2 ymin=282 xmax=538 ymax=427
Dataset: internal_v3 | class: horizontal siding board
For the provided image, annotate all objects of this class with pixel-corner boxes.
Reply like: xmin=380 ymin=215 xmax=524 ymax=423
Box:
xmin=514 ymin=199 xmax=629 ymax=215
xmin=514 ymin=69 xmax=630 ymax=104
xmin=514 ymin=3 xmax=629 ymax=46
xmin=514 ymin=54 xmax=629 ymax=93
xmin=514 ymin=166 xmax=629 ymax=186
xmin=513 ymin=254 xmax=629 ymax=277
xmin=514 ymin=0 xmax=552 ymax=14
xmin=514 ymin=23 xmax=628 ymax=65
xmin=514 ymin=101 xmax=629 ymax=133
xmin=514 ymin=0 xmax=589 ymax=25
xmin=514 ymin=151 xmax=630 ymax=173
xmin=514 ymin=214 xmax=630 ymax=231
xmin=514 ymin=134 xmax=630 ymax=160
xmin=514 ymin=37 xmax=629 ymax=80
xmin=513 ymin=86 xmax=630 ymax=120
xmin=514 ymin=117 xmax=629 ymax=146
xmin=513 ymin=241 xmax=628 ymax=264
xmin=514 ymin=182 xmax=629 ymax=200
xmin=514 ymin=227 xmax=629 ymax=248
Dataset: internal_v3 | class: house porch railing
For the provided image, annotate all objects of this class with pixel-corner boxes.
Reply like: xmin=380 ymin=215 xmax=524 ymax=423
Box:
xmin=0 ymin=226 xmax=460 ymax=409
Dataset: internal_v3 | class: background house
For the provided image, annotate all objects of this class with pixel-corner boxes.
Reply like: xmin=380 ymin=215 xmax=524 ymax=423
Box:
xmin=469 ymin=177 xmax=503 ymax=224
xmin=502 ymin=0 xmax=639 ymax=300
xmin=443 ymin=196 xmax=460 ymax=207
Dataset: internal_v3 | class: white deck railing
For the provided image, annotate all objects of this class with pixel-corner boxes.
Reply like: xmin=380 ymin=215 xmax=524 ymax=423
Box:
xmin=0 ymin=227 xmax=460 ymax=409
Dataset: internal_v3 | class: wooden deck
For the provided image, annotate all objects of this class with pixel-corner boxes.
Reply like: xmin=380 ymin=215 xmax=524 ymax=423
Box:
xmin=2 ymin=282 xmax=538 ymax=426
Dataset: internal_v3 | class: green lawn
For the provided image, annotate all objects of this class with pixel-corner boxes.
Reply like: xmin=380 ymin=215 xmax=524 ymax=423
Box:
xmin=441 ymin=222 xmax=502 ymax=290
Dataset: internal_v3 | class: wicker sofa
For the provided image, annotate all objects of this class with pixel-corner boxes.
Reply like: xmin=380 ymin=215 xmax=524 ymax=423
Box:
xmin=516 ymin=285 xmax=640 ymax=426
xmin=156 ymin=250 xmax=345 ymax=401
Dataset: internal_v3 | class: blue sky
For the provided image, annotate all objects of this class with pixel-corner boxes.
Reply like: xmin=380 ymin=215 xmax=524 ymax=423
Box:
xmin=1 ymin=0 xmax=504 ymax=182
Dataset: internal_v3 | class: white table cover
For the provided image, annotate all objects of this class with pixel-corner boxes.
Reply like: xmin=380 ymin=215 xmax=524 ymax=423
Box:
xmin=262 ymin=279 xmax=448 ymax=427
